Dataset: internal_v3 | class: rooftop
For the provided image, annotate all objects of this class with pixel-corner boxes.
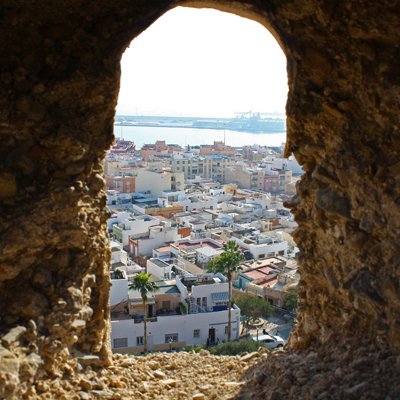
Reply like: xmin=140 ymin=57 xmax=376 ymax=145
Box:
xmin=154 ymin=246 xmax=172 ymax=253
xmin=253 ymin=277 xmax=278 ymax=288
xmin=243 ymin=257 xmax=286 ymax=270
xmin=173 ymin=240 xmax=222 ymax=250
xmin=154 ymin=280 xmax=181 ymax=295
xmin=150 ymin=258 xmax=171 ymax=269
xmin=244 ymin=267 xmax=275 ymax=280
xmin=196 ymin=246 xmax=223 ymax=257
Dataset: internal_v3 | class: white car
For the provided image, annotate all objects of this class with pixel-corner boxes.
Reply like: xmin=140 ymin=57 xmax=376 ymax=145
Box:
xmin=252 ymin=334 xmax=285 ymax=349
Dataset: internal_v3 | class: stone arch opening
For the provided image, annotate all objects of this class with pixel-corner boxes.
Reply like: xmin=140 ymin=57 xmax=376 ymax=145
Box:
xmin=110 ymin=4 xmax=294 ymax=352
xmin=0 ymin=1 xmax=399 ymax=399
xmin=116 ymin=5 xmax=288 ymax=124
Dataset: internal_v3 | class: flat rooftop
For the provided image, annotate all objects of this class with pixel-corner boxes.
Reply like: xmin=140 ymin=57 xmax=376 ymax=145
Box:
xmin=154 ymin=280 xmax=181 ymax=295
xmin=243 ymin=257 xmax=285 ymax=270
xmin=244 ymin=267 xmax=275 ymax=280
xmin=154 ymin=246 xmax=171 ymax=253
xmin=174 ymin=240 xmax=221 ymax=250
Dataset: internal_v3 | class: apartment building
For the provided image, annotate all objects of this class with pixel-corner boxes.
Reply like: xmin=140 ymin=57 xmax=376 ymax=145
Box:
xmin=231 ymin=230 xmax=288 ymax=260
xmin=224 ymin=163 xmax=263 ymax=190
xmin=106 ymin=175 xmax=135 ymax=193
xmin=169 ymin=155 xmax=233 ymax=182
xmin=128 ymin=220 xmax=181 ymax=258
xmin=199 ymin=141 xmax=236 ymax=156
xmin=170 ymin=238 xmax=224 ymax=267
xmin=110 ymin=274 xmax=240 ymax=353
xmin=140 ymin=140 xmax=183 ymax=160
xmin=135 ymin=169 xmax=184 ymax=196
xmin=263 ymin=168 xmax=292 ymax=194
xmin=112 ymin=214 xmax=160 ymax=247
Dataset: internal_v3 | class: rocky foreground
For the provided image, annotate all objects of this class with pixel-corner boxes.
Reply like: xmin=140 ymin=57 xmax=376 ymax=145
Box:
xmin=24 ymin=350 xmax=266 ymax=400
xmin=8 ymin=343 xmax=400 ymax=399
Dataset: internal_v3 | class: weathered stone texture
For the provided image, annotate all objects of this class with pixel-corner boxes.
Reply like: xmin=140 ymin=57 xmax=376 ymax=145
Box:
xmin=0 ymin=0 xmax=399 ymax=398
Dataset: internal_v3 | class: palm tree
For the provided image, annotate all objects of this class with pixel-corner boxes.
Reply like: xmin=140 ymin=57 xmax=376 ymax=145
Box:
xmin=208 ymin=240 xmax=244 ymax=341
xmin=128 ymin=272 xmax=158 ymax=353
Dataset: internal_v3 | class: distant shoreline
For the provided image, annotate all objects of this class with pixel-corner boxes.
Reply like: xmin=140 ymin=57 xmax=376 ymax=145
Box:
xmin=114 ymin=114 xmax=286 ymax=135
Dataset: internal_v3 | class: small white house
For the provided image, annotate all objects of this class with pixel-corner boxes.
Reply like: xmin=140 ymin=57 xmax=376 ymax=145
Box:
xmin=147 ymin=258 xmax=174 ymax=280
xmin=111 ymin=307 xmax=240 ymax=353
xmin=110 ymin=274 xmax=240 ymax=353
xmin=233 ymin=235 xmax=288 ymax=260
xmin=196 ymin=246 xmax=223 ymax=267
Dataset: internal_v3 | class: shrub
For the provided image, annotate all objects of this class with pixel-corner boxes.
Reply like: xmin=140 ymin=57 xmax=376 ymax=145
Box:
xmin=235 ymin=295 xmax=272 ymax=322
xmin=182 ymin=344 xmax=205 ymax=353
xmin=183 ymin=339 xmax=260 ymax=356
xmin=209 ymin=339 xmax=260 ymax=355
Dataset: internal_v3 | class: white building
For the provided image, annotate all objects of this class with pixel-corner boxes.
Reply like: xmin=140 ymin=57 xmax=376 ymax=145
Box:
xmin=110 ymin=240 xmax=144 ymax=282
xmin=232 ymin=233 xmax=288 ymax=260
xmin=135 ymin=169 xmax=184 ymax=196
xmin=112 ymin=215 xmax=159 ymax=247
xmin=110 ymin=274 xmax=240 ymax=353
xmin=110 ymin=272 xmax=129 ymax=308
xmin=262 ymin=155 xmax=303 ymax=175
xmin=176 ymin=193 xmax=218 ymax=212
xmin=147 ymin=258 xmax=174 ymax=280
xmin=111 ymin=308 xmax=240 ymax=353
xmin=196 ymin=246 xmax=223 ymax=267
xmin=129 ymin=221 xmax=181 ymax=258
xmin=170 ymin=238 xmax=223 ymax=265
xmin=108 ymin=210 xmax=130 ymax=232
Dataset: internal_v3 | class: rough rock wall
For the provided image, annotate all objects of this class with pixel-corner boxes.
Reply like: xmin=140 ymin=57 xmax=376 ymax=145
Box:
xmin=0 ymin=0 xmax=399 ymax=398
xmin=0 ymin=0 xmax=172 ymax=395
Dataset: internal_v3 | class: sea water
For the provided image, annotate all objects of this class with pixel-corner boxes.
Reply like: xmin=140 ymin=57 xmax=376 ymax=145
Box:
xmin=114 ymin=125 xmax=287 ymax=148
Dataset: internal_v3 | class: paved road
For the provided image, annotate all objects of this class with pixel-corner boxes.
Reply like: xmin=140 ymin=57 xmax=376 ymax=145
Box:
xmin=242 ymin=316 xmax=295 ymax=342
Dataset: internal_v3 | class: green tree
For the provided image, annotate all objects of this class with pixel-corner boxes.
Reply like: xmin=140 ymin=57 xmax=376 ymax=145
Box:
xmin=112 ymin=269 xmax=124 ymax=279
xmin=128 ymin=272 xmax=158 ymax=353
xmin=282 ymin=291 xmax=298 ymax=312
xmin=208 ymin=240 xmax=244 ymax=341
xmin=235 ymin=295 xmax=272 ymax=325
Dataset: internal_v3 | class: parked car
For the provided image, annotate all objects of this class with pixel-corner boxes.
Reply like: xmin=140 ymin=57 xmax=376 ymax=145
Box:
xmin=251 ymin=334 xmax=285 ymax=349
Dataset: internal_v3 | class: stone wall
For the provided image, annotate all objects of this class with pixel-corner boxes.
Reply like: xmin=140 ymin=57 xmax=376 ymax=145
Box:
xmin=0 ymin=0 xmax=399 ymax=398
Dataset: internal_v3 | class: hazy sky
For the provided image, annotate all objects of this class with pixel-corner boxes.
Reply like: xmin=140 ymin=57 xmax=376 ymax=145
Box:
xmin=116 ymin=7 xmax=288 ymax=118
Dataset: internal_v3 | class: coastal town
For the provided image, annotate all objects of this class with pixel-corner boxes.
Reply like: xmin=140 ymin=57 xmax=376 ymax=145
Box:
xmin=107 ymin=137 xmax=301 ymax=354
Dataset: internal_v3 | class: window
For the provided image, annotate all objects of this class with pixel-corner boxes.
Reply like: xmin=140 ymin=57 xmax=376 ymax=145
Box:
xmin=165 ymin=333 xmax=178 ymax=343
xmin=113 ymin=338 xmax=128 ymax=348
xmin=136 ymin=336 xmax=144 ymax=346
xmin=193 ymin=329 xmax=200 ymax=338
